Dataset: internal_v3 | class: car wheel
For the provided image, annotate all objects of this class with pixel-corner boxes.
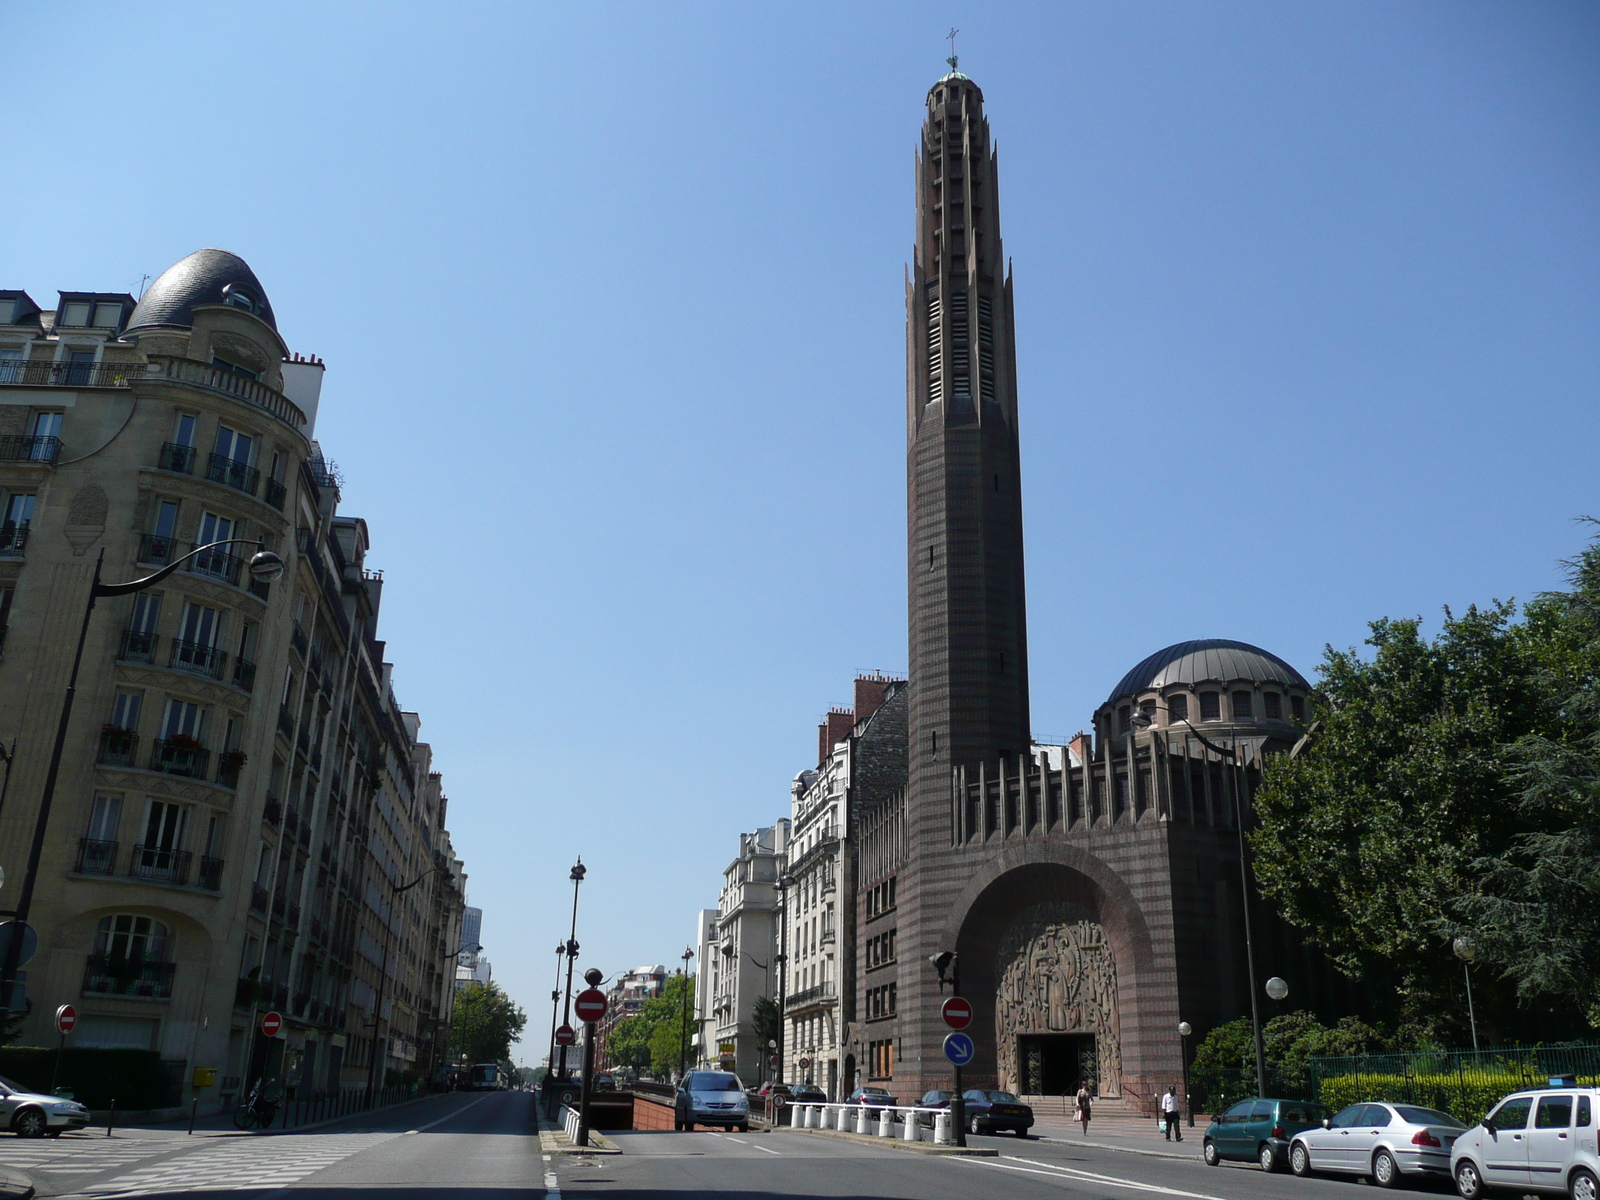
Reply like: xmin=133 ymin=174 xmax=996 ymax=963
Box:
xmin=737 ymin=1123 xmax=749 ymax=1133
xmin=1203 ymin=1138 xmax=1220 ymax=1166
xmin=1454 ymin=1159 xmax=1486 ymax=1200
xmin=1260 ymin=1142 xmax=1280 ymax=1172
xmin=1571 ymin=1167 xmax=1598 ymax=1200
xmin=1290 ymin=1142 xmax=1313 ymax=1177
xmin=1373 ymin=1149 xmax=1400 ymax=1188
xmin=969 ymin=1116 xmax=982 ymax=1135
xmin=13 ymin=1108 xmax=47 ymax=1138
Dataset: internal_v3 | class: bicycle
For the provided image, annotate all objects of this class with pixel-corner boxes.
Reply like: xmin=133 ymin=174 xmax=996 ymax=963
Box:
xmin=232 ymin=1080 xmax=280 ymax=1130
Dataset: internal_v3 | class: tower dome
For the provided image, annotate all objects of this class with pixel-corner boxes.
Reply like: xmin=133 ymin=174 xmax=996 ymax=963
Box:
xmin=126 ymin=249 xmax=276 ymax=334
xmin=1106 ymin=639 xmax=1307 ymax=705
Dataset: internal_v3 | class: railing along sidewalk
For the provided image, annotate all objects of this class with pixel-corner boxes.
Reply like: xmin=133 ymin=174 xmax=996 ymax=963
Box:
xmin=787 ymin=1101 xmax=955 ymax=1145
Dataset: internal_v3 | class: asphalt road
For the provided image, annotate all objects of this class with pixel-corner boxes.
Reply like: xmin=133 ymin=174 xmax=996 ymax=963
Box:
xmin=0 ymin=1092 xmax=1459 ymax=1199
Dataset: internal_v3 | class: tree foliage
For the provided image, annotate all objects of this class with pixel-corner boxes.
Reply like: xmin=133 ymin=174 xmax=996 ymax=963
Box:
xmin=1190 ymin=1011 xmax=1390 ymax=1109
xmin=603 ymin=974 xmax=694 ymax=1078
xmin=450 ymin=981 xmax=526 ymax=1064
xmin=1252 ymin=527 xmax=1600 ymax=1035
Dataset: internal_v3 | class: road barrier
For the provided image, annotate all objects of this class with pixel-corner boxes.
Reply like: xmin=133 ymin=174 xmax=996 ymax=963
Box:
xmin=790 ymin=1103 xmax=952 ymax=1145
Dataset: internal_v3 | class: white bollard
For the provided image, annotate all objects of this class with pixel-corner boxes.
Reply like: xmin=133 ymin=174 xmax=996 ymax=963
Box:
xmin=902 ymin=1109 xmax=921 ymax=1141
xmin=820 ymin=1105 xmax=833 ymax=1129
xmin=856 ymin=1106 xmax=872 ymax=1135
xmin=878 ymin=1108 xmax=894 ymax=1137
xmin=934 ymin=1110 xmax=952 ymax=1145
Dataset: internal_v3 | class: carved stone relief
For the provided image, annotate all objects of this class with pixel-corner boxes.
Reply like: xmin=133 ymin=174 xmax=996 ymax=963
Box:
xmin=994 ymin=901 xmax=1124 ymax=1097
xmin=63 ymin=483 xmax=109 ymax=555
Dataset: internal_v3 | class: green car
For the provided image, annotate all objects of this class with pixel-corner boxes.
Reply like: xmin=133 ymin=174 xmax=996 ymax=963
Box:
xmin=1204 ymin=1098 xmax=1330 ymax=1171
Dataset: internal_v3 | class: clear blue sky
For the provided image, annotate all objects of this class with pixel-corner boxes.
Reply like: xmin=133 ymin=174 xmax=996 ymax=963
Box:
xmin=8 ymin=3 xmax=1597 ymax=1047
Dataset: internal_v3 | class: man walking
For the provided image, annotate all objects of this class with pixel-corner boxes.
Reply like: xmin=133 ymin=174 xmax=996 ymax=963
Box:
xmin=1162 ymin=1085 xmax=1183 ymax=1141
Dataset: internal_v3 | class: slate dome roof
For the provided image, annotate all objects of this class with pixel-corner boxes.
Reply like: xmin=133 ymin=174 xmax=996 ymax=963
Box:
xmin=1106 ymin=639 xmax=1308 ymax=706
xmin=126 ymin=249 xmax=276 ymax=334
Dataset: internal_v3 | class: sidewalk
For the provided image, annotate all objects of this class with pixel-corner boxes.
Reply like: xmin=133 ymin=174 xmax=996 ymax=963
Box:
xmin=114 ymin=1090 xmax=441 ymax=1138
xmin=0 ymin=1167 xmax=34 ymax=1200
xmin=1031 ymin=1112 xmax=1205 ymax=1160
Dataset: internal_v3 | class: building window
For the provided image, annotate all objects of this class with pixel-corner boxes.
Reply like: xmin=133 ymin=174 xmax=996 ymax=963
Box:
xmin=60 ymin=302 xmax=92 ymax=326
xmin=95 ymin=913 xmax=170 ymax=962
xmin=1168 ymin=693 xmax=1188 ymax=723
xmin=64 ymin=350 xmax=95 ymax=385
xmin=92 ymin=303 xmax=123 ymax=328
xmin=1290 ymin=694 xmax=1306 ymax=723
xmin=110 ymin=690 xmax=143 ymax=730
xmin=1232 ymin=691 xmax=1253 ymax=720
xmin=1263 ymin=692 xmax=1281 ymax=720
xmin=1117 ymin=705 xmax=1131 ymax=734
xmin=1199 ymin=692 xmax=1220 ymax=721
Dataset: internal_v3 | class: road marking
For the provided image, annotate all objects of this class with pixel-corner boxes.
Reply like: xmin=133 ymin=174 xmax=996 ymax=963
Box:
xmin=543 ymin=1169 xmax=560 ymax=1199
xmin=724 ymin=1136 xmax=749 ymax=1145
xmin=750 ymin=1142 xmax=781 ymax=1155
xmin=409 ymin=1092 xmax=494 ymax=1133
xmin=954 ymin=1154 xmax=1234 ymax=1200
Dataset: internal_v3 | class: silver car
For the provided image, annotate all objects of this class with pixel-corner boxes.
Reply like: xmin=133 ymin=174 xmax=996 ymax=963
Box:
xmin=1289 ymin=1101 xmax=1466 ymax=1186
xmin=1451 ymin=1086 xmax=1600 ymax=1200
xmin=674 ymin=1070 xmax=749 ymax=1132
xmin=0 ymin=1074 xmax=91 ymax=1137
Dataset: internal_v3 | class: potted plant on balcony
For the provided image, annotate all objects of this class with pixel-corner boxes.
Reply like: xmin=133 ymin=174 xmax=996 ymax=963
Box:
xmin=218 ymin=748 xmax=248 ymax=783
xmin=165 ymin=733 xmax=201 ymax=751
xmin=101 ymin=723 xmax=137 ymax=756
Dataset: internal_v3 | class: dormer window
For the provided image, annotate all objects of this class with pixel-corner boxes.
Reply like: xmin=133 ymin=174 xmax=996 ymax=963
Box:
xmin=92 ymin=303 xmax=123 ymax=328
xmin=60 ymin=302 xmax=92 ymax=326
xmin=221 ymin=284 xmax=258 ymax=314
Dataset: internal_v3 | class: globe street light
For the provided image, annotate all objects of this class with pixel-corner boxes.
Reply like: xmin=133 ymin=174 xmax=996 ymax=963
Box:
xmin=1265 ymin=977 xmax=1289 ymax=1002
xmin=1178 ymin=1021 xmax=1194 ymax=1127
xmin=1453 ymin=937 xmax=1480 ymax=1053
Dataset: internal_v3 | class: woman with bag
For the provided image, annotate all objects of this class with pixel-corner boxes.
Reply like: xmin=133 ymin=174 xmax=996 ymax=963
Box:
xmin=1075 ymin=1083 xmax=1092 ymax=1135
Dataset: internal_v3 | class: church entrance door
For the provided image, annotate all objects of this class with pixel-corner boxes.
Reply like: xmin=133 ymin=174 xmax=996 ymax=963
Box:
xmin=1019 ymin=1033 xmax=1097 ymax=1096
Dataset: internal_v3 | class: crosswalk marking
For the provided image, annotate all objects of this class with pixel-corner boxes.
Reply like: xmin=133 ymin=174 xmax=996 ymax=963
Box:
xmin=64 ymin=1131 xmax=398 ymax=1196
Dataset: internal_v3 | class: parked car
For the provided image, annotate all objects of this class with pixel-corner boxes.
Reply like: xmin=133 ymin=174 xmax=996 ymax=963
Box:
xmin=751 ymin=1081 xmax=791 ymax=1099
xmin=917 ymin=1090 xmax=955 ymax=1127
xmin=1289 ymin=1102 xmax=1466 ymax=1186
xmin=592 ymin=1073 xmax=616 ymax=1092
xmin=0 ymin=1075 xmax=90 ymax=1137
xmin=846 ymin=1086 xmax=898 ymax=1110
xmin=1203 ymin=1098 xmax=1330 ymax=1170
xmin=962 ymin=1089 xmax=1035 ymax=1136
xmin=674 ymin=1070 xmax=750 ymax=1132
xmin=789 ymin=1085 xmax=826 ymax=1104
xmin=1451 ymin=1084 xmax=1599 ymax=1200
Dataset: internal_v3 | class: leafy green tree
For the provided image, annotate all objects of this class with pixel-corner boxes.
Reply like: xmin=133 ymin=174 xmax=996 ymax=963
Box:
xmin=450 ymin=981 xmax=526 ymax=1063
xmin=750 ymin=996 xmax=780 ymax=1061
xmin=1189 ymin=1012 xmax=1391 ymax=1108
xmin=600 ymin=974 xmax=695 ymax=1079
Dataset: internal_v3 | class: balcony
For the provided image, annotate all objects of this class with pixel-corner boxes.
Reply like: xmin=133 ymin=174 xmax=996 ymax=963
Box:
xmin=284 ymin=807 xmax=300 ymax=838
xmin=136 ymin=533 xmax=176 ymax=566
xmin=144 ymin=355 xmax=307 ymax=431
xmin=0 ymin=524 xmax=28 ymax=558
xmin=216 ymin=749 xmax=247 ymax=789
xmin=97 ymin=727 xmax=140 ymax=766
xmin=286 ymin=902 xmax=301 ymax=931
xmin=157 ymin=442 xmax=196 ymax=474
xmin=82 ymin=955 xmax=175 ymax=999
xmin=0 ymin=358 xmax=138 ymax=389
xmin=206 ymin=452 xmax=259 ymax=497
xmin=265 ymin=478 xmax=287 ymax=510
xmin=263 ymin=795 xmax=282 ymax=826
xmin=249 ymin=882 xmax=269 ymax=916
xmin=118 ymin=628 xmax=158 ymax=663
xmin=130 ymin=843 xmax=192 ymax=886
xmin=785 ymin=981 xmax=837 ymax=1011
xmin=169 ymin=637 xmax=227 ymax=680
xmin=290 ymin=622 xmax=308 ymax=658
xmin=185 ymin=542 xmax=243 ymax=587
xmin=233 ymin=656 xmax=257 ymax=692
xmin=0 ymin=435 xmax=62 ymax=464
xmin=75 ymin=838 xmax=119 ymax=875
xmin=197 ymin=855 xmax=224 ymax=892
xmin=277 ymin=705 xmax=295 ymax=739
xmin=149 ymin=737 xmax=208 ymax=778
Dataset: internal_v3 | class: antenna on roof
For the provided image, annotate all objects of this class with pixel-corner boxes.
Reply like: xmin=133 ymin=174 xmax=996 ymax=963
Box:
xmin=136 ymin=273 xmax=151 ymax=300
xmin=946 ymin=27 xmax=959 ymax=73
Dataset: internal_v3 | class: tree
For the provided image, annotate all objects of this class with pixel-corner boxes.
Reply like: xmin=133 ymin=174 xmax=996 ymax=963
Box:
xmin=450 ymin=981 xmax=526 ymax=1064
xmin=750 ymin=996 xmax=780 ymax=1063
xmin=601 ymin=975 xmax=695 ymax=1079
xmin=1189 ymin=1012 xmax=1391 ymax=1109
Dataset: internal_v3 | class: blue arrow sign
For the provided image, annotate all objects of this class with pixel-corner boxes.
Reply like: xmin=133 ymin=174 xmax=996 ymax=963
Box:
xmin=943 ymin=1032 xmax=975 ymax=1066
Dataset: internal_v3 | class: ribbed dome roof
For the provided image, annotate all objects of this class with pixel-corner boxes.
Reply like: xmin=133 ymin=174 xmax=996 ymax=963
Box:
xmin=126 ymin=249 xmax=276 ymax=334
xmin=1107 ymin=639 xmax=1308 ymax=705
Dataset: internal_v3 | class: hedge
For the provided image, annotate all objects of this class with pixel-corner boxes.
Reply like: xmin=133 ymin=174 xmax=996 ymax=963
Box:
xmin=0 ymin=1047 xmax=176 ymax=1110
xmin=1317 ymin=1072 xmax=1600 ymax=1128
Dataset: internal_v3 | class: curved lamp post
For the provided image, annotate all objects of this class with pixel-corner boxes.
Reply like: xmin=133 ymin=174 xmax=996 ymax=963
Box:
xmin=0 ymin=540 xmax=283 ymax=1013
xmin=1453 ymin=937 xmax=1480 ymax=1053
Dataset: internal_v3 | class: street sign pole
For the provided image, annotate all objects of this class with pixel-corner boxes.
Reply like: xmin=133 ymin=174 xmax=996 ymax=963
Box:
xmin=574 ymin=973 xmax=605 ymax=1148
xmin=949 ymin=960 xmax=966 ymax=1147
xmin=50 ymin=1005 xmax=76 ymax=1096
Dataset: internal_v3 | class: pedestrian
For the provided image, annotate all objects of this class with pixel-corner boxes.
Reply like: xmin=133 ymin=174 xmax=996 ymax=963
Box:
xmin=1162 ymin=1085 xmax=1182 ymax=1141
xmin=1075 ymin=1083 xmax=1092 ymax=1135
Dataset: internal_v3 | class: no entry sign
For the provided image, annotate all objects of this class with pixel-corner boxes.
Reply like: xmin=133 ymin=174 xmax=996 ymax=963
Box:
xmin=574 ymin=988 xmax=606 ymax=1024
xmin=260 ymin=1010 xmax=283 ymax=1038
xmin=554 ymin=1024 xmax=576 ymax=1046
xmin=55 ymin=1004 xmax=77 ymax=1034
xmin=941 ymin=997 xmax=973 ymax=1030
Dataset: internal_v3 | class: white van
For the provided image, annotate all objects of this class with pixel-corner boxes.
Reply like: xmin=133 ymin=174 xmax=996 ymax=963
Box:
xmin=1451 ymin=1083 xmax=1599 ymax=1199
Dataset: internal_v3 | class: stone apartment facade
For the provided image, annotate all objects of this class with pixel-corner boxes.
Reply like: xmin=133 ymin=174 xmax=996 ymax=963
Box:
xmin=704 ymin=823 xmax=787 ymax=1083
xmin=0 ymin=250 xmax=468 ymax=1112
xmin=593 ymin=963 xmax=666 ymax=1072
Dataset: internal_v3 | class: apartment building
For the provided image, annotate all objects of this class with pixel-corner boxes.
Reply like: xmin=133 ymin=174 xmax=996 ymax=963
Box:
xmin=0 ymin=249 xmax=468 ymax=1111
xmin=704 ymin=823 xmax=787 ymax=1083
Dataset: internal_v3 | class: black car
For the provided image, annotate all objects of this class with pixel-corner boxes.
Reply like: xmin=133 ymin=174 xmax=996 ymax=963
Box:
xmin=789 ymin=1085 xmax=826 ymax=1104
xmin=846 ymin=1086 xmax=898 ymax=1109
xmin=592 ymin=1073 xmax=616 ymax=1092
xmin=962 ymin=1089 xmax=1035 ymax=1136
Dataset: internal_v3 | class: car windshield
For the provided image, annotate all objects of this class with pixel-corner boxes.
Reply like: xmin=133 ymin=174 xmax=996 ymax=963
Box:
xmin=986 ymin=1091 xmax=1019 ymax=1103
xmin=1395 ymin=1106 xmax=1465 ymax=1128
xmin=688 ymin=1073 xmax=740 ymax=1092
xmin=1279 ymin=1104 xmax=1326 ymax=1124
xmin=862 ymin=1088 xmax=890 ymax=1096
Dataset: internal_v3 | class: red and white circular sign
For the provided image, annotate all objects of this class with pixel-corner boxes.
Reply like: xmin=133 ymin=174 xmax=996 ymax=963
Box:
xmin=554 ymin=1024 xmax=576 ymax=1046
xmin=260 ymin=1010 xmax=284 ymax=1038
xmin=941 ymin=997 xmax=973 ymax=1030
xmin=55 ymin=1005 xmax=77 ymax=1034
xmin=574 ymin=988 xmax=607 ymax=1024
xmin=798 ymin=1056 xmax=811 ymax=1069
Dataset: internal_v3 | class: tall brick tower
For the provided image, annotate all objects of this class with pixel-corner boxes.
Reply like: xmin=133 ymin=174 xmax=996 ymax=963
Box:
xmin=902 ymin=67 xmax=1030 ymax=1093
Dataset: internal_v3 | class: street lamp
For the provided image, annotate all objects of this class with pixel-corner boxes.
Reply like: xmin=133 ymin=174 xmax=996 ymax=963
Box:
xmin=0 ymin=540 xmax=283 ymax=1014
xmin=678 ymin=946 xmax=694 ymax=1081
xmin=557 ymin=859 xmax=586 ymax=1081
xmin=775 ymin=871 xmax=793 ymax=1087
xmin=1178 ymin=1022 xmax=1194 ymax=1127
xmin=1130 ymin=705 xmax=1270 ymax=1098
xmin=546 ymin=943 xmax=566 ymax=1082
xmin=1265 ymin=977 xmax=1289 ymax=1002
xmin=1453 ymin=937 xmax=1480 ymax=1053
xmin=929 ymin=951 xmax=967 ymax=1148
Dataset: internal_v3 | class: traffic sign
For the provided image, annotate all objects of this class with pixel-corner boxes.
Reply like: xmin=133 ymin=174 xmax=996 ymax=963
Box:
xmin=55 ymin=1005 xmax=77 ymax=1035
xmin=798 ymin=1056 xmax=811 ymax=1069
xmin=574 ymin=988 xmax=606 ymax=1024
xmin=941 ymin=997 xmax=973 ymax=1030
xmin=0 ymin=920 xmax=38 ymax=967
xmin=260 ymin=1011 xmax=283 ymax=1038
xmin=554 ymin=1024 xmax=576 ymax=1046
xmin=943 ymin=1032 xmax=975 ymax=1066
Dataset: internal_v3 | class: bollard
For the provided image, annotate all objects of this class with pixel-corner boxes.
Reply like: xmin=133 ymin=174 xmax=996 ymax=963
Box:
xmin=107 ymin=1099 xmax=116 ymax=1137
xmin=903 ymin=1111 xmax=920 ymax=1142
xmin=855 ymin=1105 xmax=872 ymax=1135
xmin=934 ymin=1109 xmax=952 ymax=1145
xmin=877 ymin=1108 xmax=894 ymax=1137
xmin=188 ymin=1096 xmax=199 ymax=1135
xmin=805 ymin=1104 xmax=817 ymax=1130
xmin=818 ymin=1105 xmax=831 ymax=1130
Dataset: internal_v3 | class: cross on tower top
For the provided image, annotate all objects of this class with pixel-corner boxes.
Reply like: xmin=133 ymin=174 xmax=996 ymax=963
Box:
xmin=946 ymin=27 xmax=959 ymax=73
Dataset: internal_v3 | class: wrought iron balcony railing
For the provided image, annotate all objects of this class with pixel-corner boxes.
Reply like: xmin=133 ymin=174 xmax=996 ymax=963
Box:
xmin=157 ymin=442 xmax=196 ymax=473
xmin=185 ymin=542 xmax=243 ymax=586
xmin=150 ymin=737 xmax=208 ymax=777
xmin=217 ymin=751 xmax=247 ymax=789
xmin=265 ymin=478 xmax=287 ymax=510
xmin=0 ymin=358 xmax=137 ymax=389
xmin=263 ymin=795 xmax=283 ymax=825
xmin=233 ymin=656 xmax=257 ymax=692
xmin=197 ymin=855 xmax=224 ymax=892
xmin=82 ymin=955 xmax=176 ymax=999
xmin=75 ymin=838 xmax=119 ymax=875
xmin=137 ymin=533 xmax=177 ymax=565
xmin=97 ymin=727 xmax=140 ymax=766
xmin=206 ymin=452 xmax=259 ymax=497
xmin=250 ymin=882 xmax=270 ymax=915
xmin=119 ymin=628 xmax=158 ymax=663
xmin=169 ymin=638 xmax=227 ymax=680
xmin=131 ymin=843 xmax=192 ymax=885
xmin=0 ymin=523 xmax=28 ymax=558
xmin=144 ymin=356 xmax=306 ymax=431
xmin=0 ymin=435 xmax=62 ymax=464
xmin=784 ymin=981 xmax=837 ymax=1011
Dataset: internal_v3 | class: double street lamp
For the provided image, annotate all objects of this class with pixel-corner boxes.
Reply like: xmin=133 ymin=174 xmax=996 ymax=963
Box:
xmin=556 ymin=859 xmax=586 ymax=1081
xmin=0 ymin=540 xmax=284 ymax=1015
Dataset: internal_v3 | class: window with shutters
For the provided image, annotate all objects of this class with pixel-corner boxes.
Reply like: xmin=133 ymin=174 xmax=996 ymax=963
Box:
xmin=977 ymin=296 xmax=996 ymax=401
xmin=926 ymin=296 xmax=942 ymax=404
xmin=949 ymin=292 xmax=969 ymax=399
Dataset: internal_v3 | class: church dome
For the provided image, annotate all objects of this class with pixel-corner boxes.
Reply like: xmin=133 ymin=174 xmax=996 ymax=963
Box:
xmin=1106 ymin=639 xmax=1307 ymax=705
xmin=126 ymin=249 xmax=276 ymax=334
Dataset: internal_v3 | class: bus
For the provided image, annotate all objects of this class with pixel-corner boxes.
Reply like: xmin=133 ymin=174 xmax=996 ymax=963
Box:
xmin=468 ymin=1063 xmax=509 ymax=1091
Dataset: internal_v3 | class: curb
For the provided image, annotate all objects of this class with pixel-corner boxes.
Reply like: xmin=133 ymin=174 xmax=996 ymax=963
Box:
xmin=0 ymin=1168 xmax=34 ymax=1200
xmin=534 ymin=1109 xmax=621 ymax=1155
xmin=775 ymin=1126 xmax=998 ymax=1156
xmin=1034 ymin=1134 xmax=1202 ymax=1161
